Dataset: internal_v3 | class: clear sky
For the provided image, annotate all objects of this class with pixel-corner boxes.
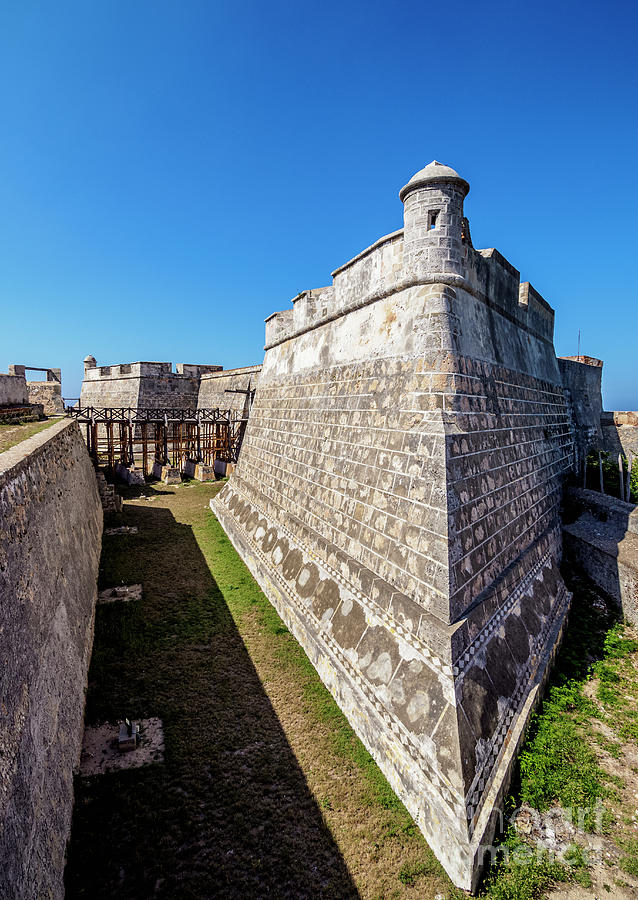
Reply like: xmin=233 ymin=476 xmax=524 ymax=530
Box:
xmin=0 ymin=0 xmax=636 ymax=406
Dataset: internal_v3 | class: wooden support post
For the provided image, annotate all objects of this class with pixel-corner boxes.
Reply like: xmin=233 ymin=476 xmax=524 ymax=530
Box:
xmin=619 ymin=453 xmax=625 ymax=502
xmin=628 ymin=452 xmax=635 ymax=503
xmin=599 ymin=451 xmax=604 ymax=494
xmin=107 ymin=422 xmax=115 ymax=470
xmin=128 ymin=418 xmax=134 ymax=467
xmin=142 ymin=423 xmax=148 ymax=475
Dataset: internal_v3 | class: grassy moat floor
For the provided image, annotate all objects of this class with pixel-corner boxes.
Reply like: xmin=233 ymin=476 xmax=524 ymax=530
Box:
xmin=66 ymin=481 xmax=638 ymax=899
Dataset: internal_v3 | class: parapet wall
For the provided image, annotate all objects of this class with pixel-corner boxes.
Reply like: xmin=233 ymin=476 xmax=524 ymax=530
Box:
xmin=214 ymin=162 xmax=574 ymax=890
xmin=79 ymin=361 xmax=220 ymax=409
xmin=80 ymin=359 xmax=260 ymax=415
xmin=0 ymin=420 xmax=103 ymax=899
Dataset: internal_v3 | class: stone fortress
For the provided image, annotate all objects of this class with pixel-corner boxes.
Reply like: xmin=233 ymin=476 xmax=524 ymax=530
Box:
xmin=0 ymin=363 xmax=65 ymax=419
xmin=212 ymin=161 xmax=613 ymax=890
xmin=1 ymin=160 xmax=637 ymax=898
xmin=79 ymin=356 xmax=261 ymax=417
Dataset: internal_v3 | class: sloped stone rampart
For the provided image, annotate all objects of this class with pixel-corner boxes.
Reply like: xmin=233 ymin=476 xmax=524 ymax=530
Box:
xmin=0 ymin=420 xmax=103 ymax=899
xmin=213 ymin=163 xmax=574 ymax=890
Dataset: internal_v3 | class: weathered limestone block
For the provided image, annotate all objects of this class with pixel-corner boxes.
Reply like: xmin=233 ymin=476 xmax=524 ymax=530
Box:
xmin=0 ymin=420 xmax=103 ymax=899
xmin=0 ymin=372 xmax=28 ymax=407
xmin=212 ymin=162 xmax=574 ymax=890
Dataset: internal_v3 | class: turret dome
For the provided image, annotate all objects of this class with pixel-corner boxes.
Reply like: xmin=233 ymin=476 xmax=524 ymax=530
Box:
xmin=399 ymin=160 xmax=469 ymax=202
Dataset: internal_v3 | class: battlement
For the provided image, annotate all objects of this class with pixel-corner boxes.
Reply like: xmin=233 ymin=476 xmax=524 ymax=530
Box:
xmin=263 ymin=169 xmax=557 ymax=355
xmin=84 ymin=361 xmax=222 ymax=380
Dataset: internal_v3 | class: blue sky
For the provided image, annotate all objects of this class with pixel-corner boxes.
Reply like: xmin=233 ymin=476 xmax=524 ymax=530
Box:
xmin=0 ymin=0 xmax=636 ymax=406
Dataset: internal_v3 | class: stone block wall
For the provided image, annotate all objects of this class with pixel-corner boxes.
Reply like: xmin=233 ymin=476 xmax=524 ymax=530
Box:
xmin=79 ymin=361 xmax=219 ymax=409
xmin=196 ymin=365 xmax=262 ymax=416
xmin=0 ymin=373 xmax=28 ymax=407
xmin=0 ymin=420 xmax=103 ymax=899
xmin=25 ymin=380 xmax=65 ymax=415
xmin=557 ymin=356 xmax=604 ymax=454
xmin=213 ymin=162 xmax=574 ymax=890
xmin=602 ymin=411 xmax=638 ymax=457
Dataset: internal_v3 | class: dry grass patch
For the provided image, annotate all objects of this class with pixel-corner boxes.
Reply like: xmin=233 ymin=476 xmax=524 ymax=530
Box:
xmin=0 ymin=415 xmax=63 ymax=453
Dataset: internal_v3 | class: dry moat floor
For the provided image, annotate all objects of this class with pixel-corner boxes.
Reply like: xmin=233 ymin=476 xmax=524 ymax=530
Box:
xmin=66 ymin=480 xmax=638 ymax=899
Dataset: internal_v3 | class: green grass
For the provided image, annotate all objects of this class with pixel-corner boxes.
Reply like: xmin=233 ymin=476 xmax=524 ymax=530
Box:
xmin=67 ymin=482 xmax=638 ymax=899
xmin=0 ymin=415 xmax=63 ymax=452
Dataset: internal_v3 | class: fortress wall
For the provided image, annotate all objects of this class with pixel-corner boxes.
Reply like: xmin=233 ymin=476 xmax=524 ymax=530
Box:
xmin=79 ymin=362 xmax=206 ymax=409
xmin=196 ymin=365 xmax=262 ymax=416
xmin=558 ymin=357 xmax=604 ymax=452
xmin=214 ymin=284 xmax=573 ymax=888
xmin=212 ymin=163 xmax=574 ymax=889
xmin=26 ymin=380 xmax=65 ymax=415
xmin=0 ymin=420 xmax=103 ymax=900
xmin=79 ymin=365 xmax=142 ymax=408
xmin=0 ymin=373 xmax=29 ymax=407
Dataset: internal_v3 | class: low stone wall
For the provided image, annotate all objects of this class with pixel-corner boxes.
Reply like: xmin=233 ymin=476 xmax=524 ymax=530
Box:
xmin=601 ymin=412 xmax=638 ymax=458
xmin=26 ymin=380 xmax=65 ymax=415
xmin=0 ymin=420 xmax=103 ymax=899
xmin=564 ymin=487 xmax=638 ymax=624
xmin=0 ymin=373 xmax=28 ymax=407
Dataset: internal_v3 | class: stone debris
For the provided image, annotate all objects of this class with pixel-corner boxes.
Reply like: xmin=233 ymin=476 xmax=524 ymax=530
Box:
xmin=104 ymin=525 xmax=138 ymax=536
xmin=97 ymin=584 xmax=142 ymax=604
xmin=78 ymin=718 xmax=165 ymax=776
xmin=95 ymin=470 xmax=122 ymax=514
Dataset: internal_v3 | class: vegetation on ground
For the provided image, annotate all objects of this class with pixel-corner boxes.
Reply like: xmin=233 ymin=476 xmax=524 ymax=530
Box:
xmin=584 ymin=450 xmax=638 ymax=502
xmin=66 ymin=481 xmax=638 ymax=898
xmin=0 ymin=416 xmax=64 ymax=453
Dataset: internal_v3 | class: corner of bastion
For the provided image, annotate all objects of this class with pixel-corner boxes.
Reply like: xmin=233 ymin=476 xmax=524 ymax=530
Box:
xmin=212 ymin=161 xmax=574 ymax=890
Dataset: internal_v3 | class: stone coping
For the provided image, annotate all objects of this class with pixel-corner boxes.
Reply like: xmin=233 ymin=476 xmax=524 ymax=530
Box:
xmin=0 ymin=417 xmax=74 ymax=477
xmin=199 ymin=364 xmax=262 ymax=380
xmin=263 ymin=271 xmax=557 ymax=353
xmin=330 ymin=228 xmax=404 ymax=278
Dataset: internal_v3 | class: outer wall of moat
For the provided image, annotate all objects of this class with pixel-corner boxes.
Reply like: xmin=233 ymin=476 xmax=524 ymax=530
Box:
xmin=213 ymin=162 xmax=575 ymax=890
xmin=0 ymin=420 xmax=103 ymax=900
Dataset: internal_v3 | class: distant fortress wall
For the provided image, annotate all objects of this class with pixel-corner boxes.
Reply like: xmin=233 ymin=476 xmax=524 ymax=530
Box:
xmin=213 ymin=162 xmax=574 ymax=890
xmin=79 ymin=359 xmax=261 ymax=415
xmin=79 ymin=359 xmax=222 ymax=409
xmin=197 ymin=365 xmax=262 ymax=417
xmin=0 ymin=372 xmax=29 ymax=407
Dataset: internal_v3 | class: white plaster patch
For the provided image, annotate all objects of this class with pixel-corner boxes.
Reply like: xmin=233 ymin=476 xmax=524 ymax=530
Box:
xmin=255 ymin=526 xmax=266 ymax=542
xmin=406 ymin=690 xmax=430 ymax=723
xmin=388 ymin=678 xmax=406 ymax=706
xmin=272 ymin=546 xmax=284 ymax=565
xmin=297 ymin=566 xmax=311 ymax=587
xmin=340 ymin=596 xmax=353 ymax=616
xmin=367 ymin=651 xmax=393 ymax=684
xmin=398 ymin=637 xmax=423 ymax=662
xmin=321 ymin=607 xmax=334 ymax=626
